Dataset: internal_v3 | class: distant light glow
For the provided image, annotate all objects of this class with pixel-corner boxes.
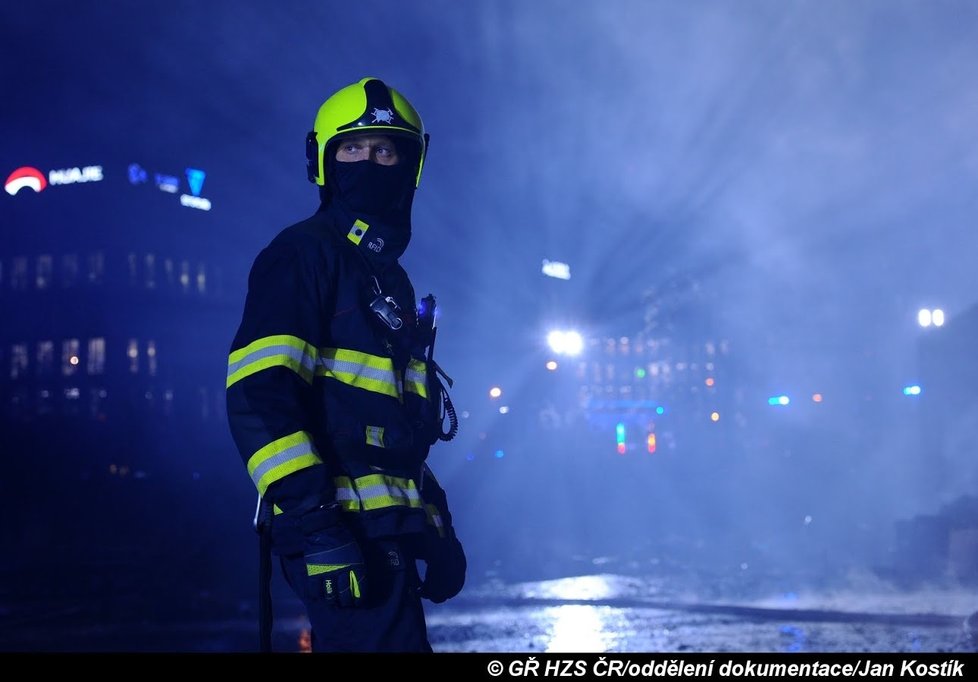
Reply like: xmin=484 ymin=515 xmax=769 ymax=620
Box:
xmin=541 ymin=259 xmax=571 ymax=280
xmin=465 ymin=452 xmax=475 ymax=461
xmin=69 ymin=355 xmax=79 ymax=365
xmin=635 ymin=367 xmax=646 ymax=378
xmin=616 ymin=422 xmax=626 ymax=455
xmin=710 ymin=411 xmax=720 ymax=422
xmin=812 ymin=393 xmax=823 ymax=403
xmin=804 ymin=515 xmax=813 ymax=525
xmin=647 ymin=433 xmax=656 ymax=454
xmin=655 ymin=406 xmax=665 ymax=415
xmin=489 ymin=386 xmax=502 ymax=399
xmin=903 ymin=385 xmax=922 ymax=396
xmin=917 ymin=309 xmax=932 ymax=327
xmin=546 ymin=360 xmax=558 ymax=371
xmin=547 ymin=330 xmax=584 ymax=356
xmin=932 ymin=309 xmax=945 ymax=327
xmin=705 ymin=377 xmax=715 ymax=387
xmin=616 ymin=443 xmax=626 ymax=455
xmin=499 ymin=405 xmax=509 ymax=414
xmin=494 ymin=449 xmax=505 ymax=459
xmin=768 ymin=395 xmax=790 ymax=406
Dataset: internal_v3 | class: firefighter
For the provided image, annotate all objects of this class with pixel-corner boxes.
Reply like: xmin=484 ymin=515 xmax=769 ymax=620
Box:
xmin=226 ymin=77 xmax=465 ymax=652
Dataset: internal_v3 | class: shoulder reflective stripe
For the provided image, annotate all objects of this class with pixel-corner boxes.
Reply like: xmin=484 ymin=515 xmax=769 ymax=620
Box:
xmin=227 ymin=335 xmax=318 ymax=388
xmin=347 ymin=219 xmax=369 ymax=246
xmin=424 ymin=503 xmax=446 ymax=538
xmin=317 ymin=347 xmax=400 ymax=399
xmin=404 ymin=359 xmax=428 ymax=399
xmin=247 ymin=430 xmax=322 ymax=496
xmin=355 ymin=473 xmax=422 ymax=511
xmin=365 ymin=425 xmax=385 ymax=448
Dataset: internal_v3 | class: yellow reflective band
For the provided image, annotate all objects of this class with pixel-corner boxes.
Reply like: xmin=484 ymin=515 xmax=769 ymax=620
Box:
xmin=347 ymin=219 xmax=369 ymax=246
xmin=333 ymin=476 xmax=361 ymax=512
xmin=365 ymin=425 xmax=385 ymax=448
xmin=350 ymin=571 xmax=361 ymax=599
xmin=227 ymin=334 xmax=318 ymax=388
xmin=246 ymin=431 xmax=322 ymax=496
xmin=356 ymin=473 xmax=422 ymax=511
xmin=317 ymin=347 xmax=400 ymax=400
xmin=404 ymin=358 xmax=428 ymax=399
xmin=331 ymin=474 xmax=423 ymax=512
xmin=307 ymin=563 xmax=351 ymax=577
xmin=424 ymin=503 xmax=446 ymax=538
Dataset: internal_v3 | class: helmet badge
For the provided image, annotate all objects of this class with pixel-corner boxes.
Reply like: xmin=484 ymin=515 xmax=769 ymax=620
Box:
xmin=367 ymin=237 xmax=385 ymax=253
xmin=371 ymin=108 xmax=395 ymax=124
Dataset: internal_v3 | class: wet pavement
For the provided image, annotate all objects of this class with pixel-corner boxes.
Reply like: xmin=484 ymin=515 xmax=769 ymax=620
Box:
xmin=2 ymin=570 xmax=975 ymax=653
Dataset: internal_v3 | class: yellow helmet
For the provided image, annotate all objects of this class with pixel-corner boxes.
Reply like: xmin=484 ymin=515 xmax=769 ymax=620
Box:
xmin=305 ymin=77 xmax=428 ymax=189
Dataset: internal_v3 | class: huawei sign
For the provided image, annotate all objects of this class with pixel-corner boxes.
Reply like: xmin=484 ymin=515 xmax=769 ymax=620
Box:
xmin=4 ymin=164 xmax=104 ymax=196
xmin=4 ymin=166 xmax=47 ymax=195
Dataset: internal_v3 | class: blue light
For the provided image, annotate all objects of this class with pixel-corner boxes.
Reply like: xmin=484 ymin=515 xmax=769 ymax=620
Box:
xmin=494 ymin=449 xmax=505 ymax=459
xmin=768 ymin=395 xmax=790 ymax=406
xmin=185 ymin=168 xmax=206 ymax=196
xmin=465 ymin=452 xmax=475 ymax=461
xmin=903 ymin=385 xmax=922 ymax=396
xmin=655 ymin=406 xmax=665 ymax=415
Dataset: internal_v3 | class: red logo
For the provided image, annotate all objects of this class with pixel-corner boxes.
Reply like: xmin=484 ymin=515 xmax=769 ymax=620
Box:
xmin=5 ymin=167 xmax=47 ymax=195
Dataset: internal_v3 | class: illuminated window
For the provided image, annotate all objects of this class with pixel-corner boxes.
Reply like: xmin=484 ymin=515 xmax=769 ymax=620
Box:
xmin=11 ymin=257 xmax=28 ymax=290
xmin=147 ymin=340 xmax=157 ymax=376
xmin=89 ymin=387 xmax=107 ymax=419
xmin=127 ymin=252 xmax=138 ymax=286
xmin=36 ymin=254 xmax=52 ymax=289
xmin=128 ymin=339 xmax=139 ymax=374
xmin=36 ymin=340 xmax=55 ymax=376
xmin=196 ymin=263 xmax=206 ymax=294
xmin=62 ymin=339 xmax=80 ymax=376
xmin=63 ymin=386 xmax=81 ymax=416
xmin=37 ymin=388 xmax=54 ymax=415
xmin=62 ymin=254 xmax=79 ymax=288
xmin=87 ymin=338 xmax=105 ymax=375
xmin=87 ymin=252 xmax=104 ymax=285
xmin=180 ymin=260 xmax=191 ymax=292
xmin=11 ymin=344 xmax=28 ymax=379
xmin=164 ymin=258 xmax=174 ymax=287
xmin=145 ymin=254 xmax=156 ymax=289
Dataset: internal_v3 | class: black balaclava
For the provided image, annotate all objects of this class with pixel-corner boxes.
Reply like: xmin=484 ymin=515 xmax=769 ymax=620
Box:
xmin=318 ymin=137 xmax=421 ymax=270
xmin=323 ymin=137 xmax=419 ymax=223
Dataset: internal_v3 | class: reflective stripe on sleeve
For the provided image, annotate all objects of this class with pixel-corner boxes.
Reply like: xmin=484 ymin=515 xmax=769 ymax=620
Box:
xmin=424 ymin=503 xmax=446 ymax=538
xmin=246 ymin=430 xmax=322 ymax=496
xmin=227 ymin=335 xmax=318 ymax=388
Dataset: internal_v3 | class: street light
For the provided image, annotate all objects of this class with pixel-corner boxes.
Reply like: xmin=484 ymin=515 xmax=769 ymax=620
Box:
xmin=546 ymin=330 xmax=584 ymax=356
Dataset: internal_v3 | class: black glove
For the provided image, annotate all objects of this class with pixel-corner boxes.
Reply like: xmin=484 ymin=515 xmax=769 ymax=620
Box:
xmin=418 ymin=530 xmax=466 ymax=604
xmin=301 ymin=504 xmax=368 ymax=607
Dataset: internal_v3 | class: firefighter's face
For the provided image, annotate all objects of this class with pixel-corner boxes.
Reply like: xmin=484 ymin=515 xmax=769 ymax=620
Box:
xmin=334 ymin=134 xmax=400 ymax=166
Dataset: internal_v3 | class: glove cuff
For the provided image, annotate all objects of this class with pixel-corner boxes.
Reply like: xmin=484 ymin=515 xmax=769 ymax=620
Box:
xmin=300 ymin=502 xmax=343 ymax=535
